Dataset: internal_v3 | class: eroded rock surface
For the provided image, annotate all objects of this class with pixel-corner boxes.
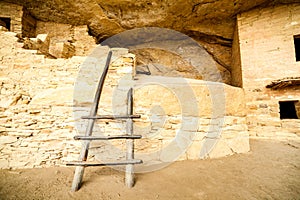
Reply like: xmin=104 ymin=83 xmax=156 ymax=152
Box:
xmin=3 ymin=0 xmax=299 ymax=75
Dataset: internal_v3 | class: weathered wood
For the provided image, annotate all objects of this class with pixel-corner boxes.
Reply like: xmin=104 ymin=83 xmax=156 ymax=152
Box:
xmin=266 ymin=77 xmax=300 ymax=89
xmin=74 ymin=135 xmax=142 ymax=140
xmin=81 ymin=114 xmax=141 ymax=119
xmin=67 ymin=159 xmax=143 ymax=167
xmin=125 ymin=88 xmax=135 ymax=188
xmin=71 ymin=51 xmax=113 ymax=192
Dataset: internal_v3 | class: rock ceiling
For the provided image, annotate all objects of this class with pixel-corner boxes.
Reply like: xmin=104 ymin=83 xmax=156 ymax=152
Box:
xmin=2 ymin=0 xmax=299 ymax=79
xmin=3 ymin=0 xmax=299 ymax=41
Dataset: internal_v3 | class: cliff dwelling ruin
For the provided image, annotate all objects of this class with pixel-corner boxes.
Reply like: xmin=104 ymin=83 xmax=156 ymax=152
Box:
xmin=0 ymin=0 xmax=299 ymax=192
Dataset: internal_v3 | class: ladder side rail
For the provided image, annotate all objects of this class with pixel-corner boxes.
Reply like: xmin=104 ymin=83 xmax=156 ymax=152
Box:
xmin=71 ymin=51 xmax=113 ymax=191
xmin=125 ymin=88 xmax=135 ymax=187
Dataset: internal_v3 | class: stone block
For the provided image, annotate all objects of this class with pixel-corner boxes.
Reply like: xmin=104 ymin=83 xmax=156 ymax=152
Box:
xmin=159 ymin=140 xmax=185 ymax=163
xmin=9 ymin=160 xmax=29 ymax=169
xmin=206 ymin=138 xmax=234 ymax=158
xmin=186 ymin=140 xmax=202 ymax=160
xmin=0 ymin=136 xmax=18 ymax=144
xmin=0 ymin=127 xmax=6 ymax=133
xmin=0 ymin=94 xmax=22 ymax=108
xmin=226 ymin=136 xmax=250 ymax=153
xmin=30 ymin=87 xmax=74 ymax=106
xmin=0 ymin=159 xmax=9 ymax=168
xmin=49 ymin=41 xmax=75 ymax=58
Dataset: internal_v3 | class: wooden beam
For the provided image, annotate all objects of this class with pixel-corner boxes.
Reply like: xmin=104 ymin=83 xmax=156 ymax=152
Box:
xmin=74 ymin=135 xmax=142 ymax=140
xmin=81 ymin=115 xmax=141 ymax=119
xmin=67 ymin=159 xmax=143 ymax=167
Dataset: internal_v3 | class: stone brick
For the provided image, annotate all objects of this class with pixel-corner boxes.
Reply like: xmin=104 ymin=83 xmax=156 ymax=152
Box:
xmin=0 ymin=136 xmax=18 ymax=144
xmin=0 ymin=159 xmax=9 ymax=168
xmin=204 ymin=138 xmax=233 ymax=159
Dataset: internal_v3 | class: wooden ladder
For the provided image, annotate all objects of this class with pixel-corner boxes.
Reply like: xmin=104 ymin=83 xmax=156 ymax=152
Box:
xmin=67 ymin=51 xmax=142 ymax=191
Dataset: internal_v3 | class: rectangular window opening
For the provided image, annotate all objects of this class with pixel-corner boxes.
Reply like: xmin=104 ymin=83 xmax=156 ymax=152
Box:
xmin=294 ymin=35 xmax=300 ymax=62
xmin=279 ymin=100 xmax=299 ymax=119
xmin=0 ymin=17 xmax=11 ymax=31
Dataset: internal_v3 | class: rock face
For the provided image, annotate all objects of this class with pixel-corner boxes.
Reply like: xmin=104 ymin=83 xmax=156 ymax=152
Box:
xmin=133 ymin=48 xmax=203 ymax=79
xmin=100 ymin=27 xmax=231 ymax=83
xmin=2 ymin=0 xmax=298 ymax=38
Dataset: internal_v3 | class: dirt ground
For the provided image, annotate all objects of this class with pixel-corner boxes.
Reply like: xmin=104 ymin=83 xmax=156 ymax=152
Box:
xmin=0 ymin=139 xmax=299 ymax=200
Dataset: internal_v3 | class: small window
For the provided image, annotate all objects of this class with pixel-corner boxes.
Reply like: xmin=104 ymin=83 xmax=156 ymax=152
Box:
xmin=279 ymin=100 xmax=299 ymax=119
xmin=294 ymin=35 xmax=300 ymax=62
xmin=0 ymin=17 xmax=11 ymax=31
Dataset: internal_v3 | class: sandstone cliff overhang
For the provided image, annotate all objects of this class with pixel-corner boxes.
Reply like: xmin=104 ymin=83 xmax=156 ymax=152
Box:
xmin=2 ymin=0 xmax=300 ymax=41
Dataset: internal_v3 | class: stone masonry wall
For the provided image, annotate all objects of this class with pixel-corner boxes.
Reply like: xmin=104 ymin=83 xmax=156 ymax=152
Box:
xmin=36 ymin=22 xmax=96 ymax=57
xmin=131 ymin=77 xmax=248 ymax=171
xmin=0 ymin=2 xmax=23 ymax=34
xmin=88 ymin=75 xmax=249 ymax=170
xmin=0 ymin=2 xmax=36 ymax=37
xmin=0 ymin=30 xmax=134 ymax=169
xmin=238 ymin=4 xmax=300 ymax=140
xmin=0 ymin=29 xmax=249 ymax=169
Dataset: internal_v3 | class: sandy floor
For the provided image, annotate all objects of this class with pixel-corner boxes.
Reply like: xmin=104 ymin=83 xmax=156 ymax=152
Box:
xmin=0 ymin=139 xmax=299 ymax=200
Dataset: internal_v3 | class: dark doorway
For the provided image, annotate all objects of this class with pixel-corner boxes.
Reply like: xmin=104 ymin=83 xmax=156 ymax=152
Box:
xmin=279 ymin=101 xmax=299 ymax=119
xmin=294 ymin=35 xmax=300 ymax=62
xmin=0 ymin=17 xmax=11 ymax=31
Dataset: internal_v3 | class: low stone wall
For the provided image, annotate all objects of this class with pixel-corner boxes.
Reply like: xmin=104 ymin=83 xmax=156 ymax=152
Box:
xmin=0 ymin=30 xmax=249 ymax=169
xmin=85 ymin=75 xmax=249 ymax=172
xmin=130 ymin=77 xmax=248 ymax=171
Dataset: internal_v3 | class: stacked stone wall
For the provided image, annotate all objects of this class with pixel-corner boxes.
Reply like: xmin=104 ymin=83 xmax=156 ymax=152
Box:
xmin=0 ymin=30 xmax=136 ymax=168
xmin=0 ymin=2 xmax=36 ymax=37
xmin=36 ymin=22 xmax=96 ymax=57
xmin=0 ymin=30 xmax=249 ymax=169
xmin=0 ymin=2 xmax=23 ymax=34
xmin=237 ymin=4 xmax=300 ymax=140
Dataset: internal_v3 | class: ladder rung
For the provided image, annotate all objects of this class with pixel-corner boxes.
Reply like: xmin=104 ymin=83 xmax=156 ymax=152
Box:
xmin=74 ymin=135 xmax=142 ymax=140
xmin=81 ymin=115 xmax=141 ymax=120
xmin=67 ymin=159 xmax=143 ymax=167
